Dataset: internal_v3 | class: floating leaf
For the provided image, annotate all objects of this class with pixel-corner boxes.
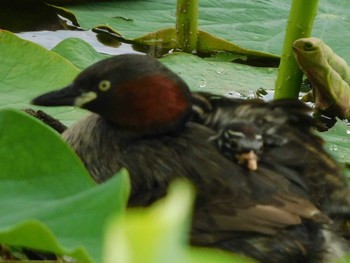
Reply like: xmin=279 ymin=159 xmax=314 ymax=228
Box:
xmin=0 ymin=30 xmax=85 ymax=126
xmin=160 ymin=52 xmax=277 ymax=96
xmin=133 ymin=28 xmax=177 ymax=49
xmin=197 ymin=30 xmax=279 ymax=63
xmin=319 ymin=119 xmax=350 ymax=166
xmin=52 ymin=0 xmax=350 ymax=59
xmin=52 ymin=37 xmax=110 ymax=70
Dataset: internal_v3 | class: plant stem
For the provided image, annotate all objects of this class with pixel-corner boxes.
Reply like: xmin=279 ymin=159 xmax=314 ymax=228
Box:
xmin=274 ymin=0 xmax=319 ymax=99
xmin=176 ymin=0 xmax=198 ymax=52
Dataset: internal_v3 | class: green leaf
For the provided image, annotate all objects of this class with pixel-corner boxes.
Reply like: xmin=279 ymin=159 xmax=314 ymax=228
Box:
xmin=56 ymin=0 xmax=350 ymax=59
xmin=52 ymin=37 xmax=110 ymax=70
xmin=105 ymin=180 xmax=194 ymax=263
xmin=315 ymin=2 xmax=350 ymax=60
xmin=0 ymin=109 xmax=130 ymax=263
xmin=133 ymin=28 xmax=177 ymax=49
xmin=319 ymin=119 xmax=350 ymax=166
xmin=0 ymin=30 xmax=85 ymax=126
xmin=55 ymin=1 xmax=175 ymax=39
xmin=160 ymin=53 xmax=277 ymax=96
xmin=188 ymin=248 xmax=256 ymax=263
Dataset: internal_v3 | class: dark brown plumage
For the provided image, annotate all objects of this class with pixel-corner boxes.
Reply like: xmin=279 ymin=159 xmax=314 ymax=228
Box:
xmin=32 ymin=54 xmax=350 ymax=262
xmin=191 ymin=92 xmax=350 ymax=218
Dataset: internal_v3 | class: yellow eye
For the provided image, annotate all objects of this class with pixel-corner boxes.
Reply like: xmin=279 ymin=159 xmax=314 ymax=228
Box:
xmin=98 ymin=80 xmax=111 ymax=92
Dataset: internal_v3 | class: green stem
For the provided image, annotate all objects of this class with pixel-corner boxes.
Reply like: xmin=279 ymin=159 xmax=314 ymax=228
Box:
xmin=274 ymin=0 xmax=318 ymax=99
xmin=176 ymin=0 xmax=198 ymax=52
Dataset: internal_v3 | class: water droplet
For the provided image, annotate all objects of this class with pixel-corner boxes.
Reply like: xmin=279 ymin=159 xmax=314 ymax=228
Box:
xmin=329 ymin=144 xmax=338 ymax=151
xmin=197 ymin=79 xmax=207 ymax=88
xmin=216 ymin=67 xmax=224 ymax=74
xmin=67 ymin=106 xmax=77 ymax=113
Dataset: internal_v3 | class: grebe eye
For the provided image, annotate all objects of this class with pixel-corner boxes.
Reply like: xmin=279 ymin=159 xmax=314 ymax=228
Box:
xmin=98 ymin=80 xmax=111 ymax=92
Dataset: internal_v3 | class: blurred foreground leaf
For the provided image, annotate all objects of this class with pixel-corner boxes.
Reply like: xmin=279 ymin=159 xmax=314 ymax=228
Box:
xmin=104 ymin=180 xmax=255 ymax=263
xmin=0 ymin=109 xmax=130 ymax=263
